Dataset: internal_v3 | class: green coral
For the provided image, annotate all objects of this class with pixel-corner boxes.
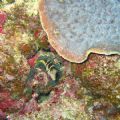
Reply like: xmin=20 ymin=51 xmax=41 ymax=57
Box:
xmin=26 ymin=53 xmax=63 ymax=94
xmin=35 ymin=54 xmax=62 ymax=84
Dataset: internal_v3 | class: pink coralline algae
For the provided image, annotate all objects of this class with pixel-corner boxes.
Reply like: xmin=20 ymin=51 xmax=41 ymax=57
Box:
xmin=27 ymin=54 xmax=39 ymax=67
xmin=0 ymin=11 xmax=7 ymax=34
xmin=0 ymin=91 xmax=23 ymax=112
xmin=0 ymin=109 xmax=6 ymax=120
xmin=19 ymin=93 xmax=39 ymax=114
xmin=0 ymin=11 xmax=6 ymax=24
xmin=34 ymin=28 xmax=42 ymax=38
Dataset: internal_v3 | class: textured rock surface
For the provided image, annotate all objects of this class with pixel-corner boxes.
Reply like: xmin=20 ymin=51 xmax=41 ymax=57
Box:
xmin=71 ymin=54 xmax=120 ymax=107
xmin=39 ymin=0 xmax=120 ymax=63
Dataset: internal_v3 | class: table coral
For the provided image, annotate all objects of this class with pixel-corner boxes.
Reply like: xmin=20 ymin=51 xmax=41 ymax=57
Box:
xmin=39 ymin=0 xmax=120 ymax=63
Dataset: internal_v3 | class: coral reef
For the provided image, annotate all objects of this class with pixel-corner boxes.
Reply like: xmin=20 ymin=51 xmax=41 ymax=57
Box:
xmin=0 ymin=0 xmax=120 ymax=120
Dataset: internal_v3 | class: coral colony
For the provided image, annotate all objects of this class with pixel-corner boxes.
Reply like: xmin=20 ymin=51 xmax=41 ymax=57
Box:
xmin=39 ymin=0 xmax=120 ymax=63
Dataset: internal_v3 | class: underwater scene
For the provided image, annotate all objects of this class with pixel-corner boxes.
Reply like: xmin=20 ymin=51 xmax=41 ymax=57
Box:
xmin=0 ymin=0 xmax=120 ymax=120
